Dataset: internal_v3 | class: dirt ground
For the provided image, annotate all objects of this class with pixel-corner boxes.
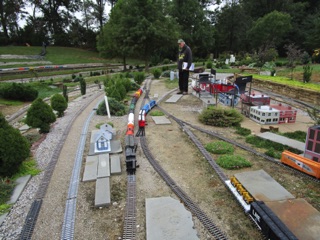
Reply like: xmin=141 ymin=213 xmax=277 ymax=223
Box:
xmin=3 ymin=77 xmax=319 ymax=240
xmin=69 ymin=78 xmax=318 ymax=240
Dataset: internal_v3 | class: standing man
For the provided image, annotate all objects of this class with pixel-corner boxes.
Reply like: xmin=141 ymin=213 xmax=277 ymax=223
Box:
xmin=177 ymin=39 xmax=192 ymax=95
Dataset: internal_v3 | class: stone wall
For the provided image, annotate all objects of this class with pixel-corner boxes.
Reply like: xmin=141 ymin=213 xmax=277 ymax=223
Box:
xmin=252 ymin=78 xmax=320 ymax=107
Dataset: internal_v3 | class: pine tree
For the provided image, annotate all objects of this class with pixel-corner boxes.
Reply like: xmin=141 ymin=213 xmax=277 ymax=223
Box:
xmin=25 ymin=98 xmax=56 ymax=133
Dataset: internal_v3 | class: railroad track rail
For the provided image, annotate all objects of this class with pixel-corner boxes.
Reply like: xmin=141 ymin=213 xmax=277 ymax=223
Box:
xmin=140 ymin=136 xmax=228 ymax=240
xmin=122 ymin=175 xmax=137 ymax=240
xmin=19 ymin=92 xmax=104 ymax=240
xmin=12 ymin=75 xmax=318 ymax=240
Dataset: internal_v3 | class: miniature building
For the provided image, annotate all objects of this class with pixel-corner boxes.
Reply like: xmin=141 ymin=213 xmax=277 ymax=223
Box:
xmin=270 ymin=103 xmax=297 ymax=124
xmin=234 ymin=75 xmax=252 ymax=94
xmin=95 ymin=131 xmax=112 ymax=153
xmin=304 ymin=125 xmax=320 ymax=162
xmin=241 ymin=102 xmax=254 ymax=117
xmin=94 ymin=124 xmax=115 ymax=153
xmin=241 ymin=91 xmax=270 ymax=117
xmin=218 ymin=92 xmax=239 ymax=106
xmin=249 ymin=105 xmax=279 ymax=125
xmin=240 ymin=92 xmax=270 ymax=106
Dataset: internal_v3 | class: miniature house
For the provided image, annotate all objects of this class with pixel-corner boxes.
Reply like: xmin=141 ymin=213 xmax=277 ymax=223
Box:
xmin=95 ymin=131 xmax=112 ymax=153
xmin=304 ymin=125 xmax=320 ymax=162
xmin=94 ymin=124 xmax=115 ymax=153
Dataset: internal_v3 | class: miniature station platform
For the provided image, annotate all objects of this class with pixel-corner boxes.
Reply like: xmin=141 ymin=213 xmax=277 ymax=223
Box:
xmin=234 ymin=170 xmax=320 ymax=240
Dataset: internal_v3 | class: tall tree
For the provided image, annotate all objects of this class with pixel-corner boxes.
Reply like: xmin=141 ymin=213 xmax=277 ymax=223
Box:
xmin=241 ymin=0 xmax=295 ymax=20
xmin=107 ymin=0 xmax=117 ymax=8
xmin=169 ymin=0 xmax=217 ymax=58
xmin=215 ymin=2 xmax=251 ymax=55
xmin=0 ymin=0 xmax=25 ymax=42
xmin=98 ymin=0 xmax=179 ymax=70
xmin=248 ymin=10 xmax=292 ymax=50
xmin=91 ymin=0 xmax=108 ymax=31
xmin=32 ymin=0 xmax=80 ymax=45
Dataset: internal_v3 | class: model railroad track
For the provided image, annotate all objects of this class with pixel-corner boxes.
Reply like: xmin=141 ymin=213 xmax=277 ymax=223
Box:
xmin=140 ymin=136 xmax=228 ymax=240
xmin=252 ymin=86 xmax=319 ymax=111
xmin=122 ymin=77 xmax=152 ymax=239
xmin=134 ymin=79 xmax=228 ymax=239
xmin=158 ymin=101 xmax=320 ymax=184
xmin=122 ymin=175 xmax=137 ymax=239
xmin=0 ymin=63 xmax=121 ymax=76
xmin=19 ymin=92 xmax=104 ymax=240
xmin=184 ymin=122 xmax=320 ymax=184
xmin=6 ymin=84 xmax=100 ymax=124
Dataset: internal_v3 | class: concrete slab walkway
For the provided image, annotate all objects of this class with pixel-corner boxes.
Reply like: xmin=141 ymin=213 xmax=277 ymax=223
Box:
xmin=257 ymin=132 xmax=305 ymax=152
xmin=146 ymin=197 xmax=199 ymax=240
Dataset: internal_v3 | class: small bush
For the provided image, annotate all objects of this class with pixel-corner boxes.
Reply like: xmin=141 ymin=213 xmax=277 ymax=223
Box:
xmin=265 ymin=148 xmax=281 ymax=159
xmin=0 ymin=113 xmax=30 ymax=177
xmin=149 ymin=110 xmax=164 ymax=116
xmin=0 ymin=179 xmax=15 ymax=205
xmin=134 ymin=72 xmax=145 ymax=85
xmin=206 ymin=61 xmax=213 ymax=69
xmin=245 ymin=135 xmax=302 ymax=154
xmin=152 ymin=68 xmax=162 ymax=79
xmin=79 ymin=77 xmax=86 ymax=95
xmin=199 ymin=106 xmax=243 ymax=127
xmin=282 ymin=131 xmax=306 ymax=142
xmin=216 ymin=155 xmax=252 ymax=169
xmin=234 ymin=126 xmax=251 ymax=136
xmin=25 ymin=98 xmax=56 ymax=133
xmin=205 ymin=141 xmax=234 ymax=154
xmin=13 ymin=159 xmax=41 ymax=178
xmin=0 ymin=203 xmax=11 ymax=215
xmin=97 ymin=98 xmax=127 ymax=116
xmin=51 ymin=93 xmax=68 ymax=117
xmin=163 ymin=58 xmax=170 ymax=64
xmin=0 ymin=83 xmax=38 ymax=101
xmin=303 ymin=64 xmax=312 ymax=83
xmin=162 ymin=65 xmax=169 ymax=71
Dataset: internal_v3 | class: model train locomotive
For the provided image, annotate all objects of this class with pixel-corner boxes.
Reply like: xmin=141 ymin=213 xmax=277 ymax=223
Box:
xmin=124 ymin=87 xmax=156 ymax=173
xmin=124 ymin=87 xmax=143 ymax=174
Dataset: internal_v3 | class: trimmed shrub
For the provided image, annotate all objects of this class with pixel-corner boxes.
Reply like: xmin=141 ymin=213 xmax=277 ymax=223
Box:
xmin=206 ymin=61 xmax=213 ymax=69
xmin=216 ymin=155 xmax=252 ymax=169
xmin=199 ymin=106 xmax=243 ymax=127
xmin=0 ymin=83 xmax=38 ymax=101
xmin=63 ymin=85 xmax=68 ymax=102
xmin=234 ymin=126 xmax=251 ymax=136
xmin=25 ymin=98 xmax=56 ymax=133
xmin=265 ymin=148 xmax=281 ymax=159
xmin=51 ymin=93 xmax=68 ymax=117
xmin=79 ymin=77 xmax=86 ymax=95
xmin=134 ymin=72 xmax=145 ymax=85
xmin=205 ymin=141 xmax=234 ymax=154
xmin=149 ymin=110 xmax=164 ymax=116
xmin=282 ymin=131 xmax=306 ymax=142
xmin=303 ymin=64 xmax=312 ymax=83
xmin=0 ymin=113 xmax=30 ymax=177
xmin=152 ymin=68 xmax=162 ymax=79
xmin=97 ymin=98 xmax=127 ymax=116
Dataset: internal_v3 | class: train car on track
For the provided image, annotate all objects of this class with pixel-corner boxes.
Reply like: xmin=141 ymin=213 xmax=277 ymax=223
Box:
xmin=281 ymin=125 xmax=320 ymax=179
xmin=125 ymin=87 xmax=144 ymax=173
xmin=228 ymin=169 xmax=320 ymax=240
xmin=281 ymin=150 xmax=320 ymax=179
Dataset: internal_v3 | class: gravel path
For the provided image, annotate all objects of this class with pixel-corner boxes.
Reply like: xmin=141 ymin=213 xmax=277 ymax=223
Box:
xmin=0 ymin=88 xmax=104 ymax=240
